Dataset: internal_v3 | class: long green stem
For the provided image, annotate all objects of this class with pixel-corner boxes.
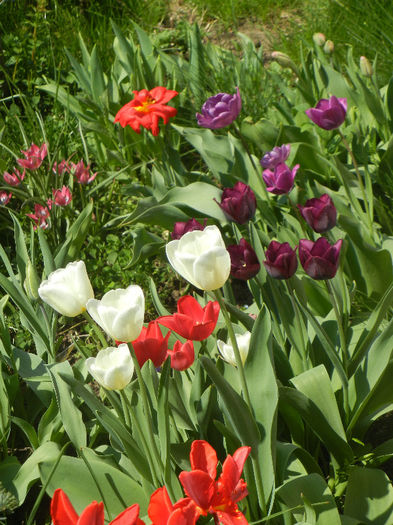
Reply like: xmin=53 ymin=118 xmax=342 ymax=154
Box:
xmin=213 ymin=289 xmax=267 ymax=515
xmin=80 ymin=447 xmax=112 ymax=520
xmin=286 ymin=281 xmax=309 ymax=372
xmin=119 ymin=389 xmax=131 ymax=429
xmin=128 ymin=342 xmax=164 ymax=480
xmin=82 ymin=311 xmax=108 ymax=348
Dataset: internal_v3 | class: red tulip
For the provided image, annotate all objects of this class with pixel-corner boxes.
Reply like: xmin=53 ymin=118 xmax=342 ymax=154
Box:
xmin=50 ymin=488 xmax=144 ymax=525
xmin=157 ymin=295 xmax=220 ymax=341
xmin=167 ymin=340 xmax=195 ymax=371
xmin=132 ymin=321 xmax=170 ymax=368
xmin=178 ymin=440 xmax=250 ymax=525
xmin=115 ymin=87 xmax=178 ymax=136
xmin=148 ymin=487 xmax=199 ymax=525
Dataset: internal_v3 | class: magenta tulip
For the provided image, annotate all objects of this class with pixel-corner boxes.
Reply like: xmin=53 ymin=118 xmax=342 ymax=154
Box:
xmin=263 ymin=241 xmax=298 ymax=279
xmin=227 ymin=238 xmax=260 ymax=280
xmin=260 ymin=144 xmax=291 ymax=169
xmin=196 ymin=87 xmax=241 ymax=129
xmin=216 ymin=181 xmax=256 ymax=224
xmin=298 ymin=238 xmax=343 ymax=280
xmin=305 ymin=96 xmax=347 ymax=130
xmin=171 ymin=218 xmax=206 ymax=240
xmin=298 ymin=194 xmax=337 ymax=233
xmin=262 ymin=163 xmax=299 ymax=195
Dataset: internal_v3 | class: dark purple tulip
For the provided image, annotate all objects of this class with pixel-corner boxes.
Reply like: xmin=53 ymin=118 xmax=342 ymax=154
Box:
xmin=227 ymin=239 xmax=260 ymax=280
xmin=196 ymin=87 xmax=242 ymax=129
xmin=298 ymin=194 xmax=337 ymax=233
xmin=298 ymin=238 xmax=343 ymax=280
xmin=262 ymin=163 xmax=299 ymax=195
xmin=171 ymin=218 xmax=206 ymax=240
xmin=216 ymin=181 xmax=256 ymax=224
xmin=263 ymin=241 xmax=298 ymax=279
xmin=305 ymin=96 xmax=347 ymax=130
xmin=260 ymin=144 xmax=291 ymax=169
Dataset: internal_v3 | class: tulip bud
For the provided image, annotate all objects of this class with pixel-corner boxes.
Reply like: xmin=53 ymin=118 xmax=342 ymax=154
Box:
xmin=360 ymin=56 xmax=373 ymax=77
xmin=263 ymin=241 xmax=298 ymax=279
xmin=298 ymin=238 xmax=343 ymax=280
xmin=86 ymin=285 xmax=144 ymax=342
xmin=217 ymin=332 xmax=251 ymax=367
xmin=227 ymin=239 xmax=260 ymax=280
xmin=167 ymin=340 xmax=195 ymax=371
xmin=24 ymin=260 xmax=40 ymax=301
xmin=171 ymin=218 xmax=206 ymax=240
xmin=305 ymin=96 xmax=347 ymax=130
xmin=271 ymin=51 xmax=299 ymax=75
xmin=298 ymin=194 xmax=337 ymax=233
xmin=323 ymin=40 xmax=334 ymax=54
xmin=38 ymin=260 xmax=94 ymax=317
xmin=216 ymin=182 xmax=256 ymax=225
xmin=166 ymin=225 xmax=230 ymax=291
xmin=86 ymin=344 xmax=134 ymax=390
xmin=313 ymin=33 xmax=326 ymax=46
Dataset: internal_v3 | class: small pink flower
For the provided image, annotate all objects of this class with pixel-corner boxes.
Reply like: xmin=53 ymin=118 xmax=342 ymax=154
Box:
xmin=262 ymin=163 xmax=299 ymax=194
xmin=52 ymin=186 xmax=72 ymax=206
xmin=52 ymin=160 xmax=71 ymax=176
xmin=72 ymin=160 xmax=97 ymax=184
xmin=27 ymin=203 xmax=51 ymax=230
xmin=17 ymin=143 xmax=48 ymax=170
xmin=0 ymin=191 xmax=12 ymax=206
xmin=3 ymin=168 xmax=25 ymax=186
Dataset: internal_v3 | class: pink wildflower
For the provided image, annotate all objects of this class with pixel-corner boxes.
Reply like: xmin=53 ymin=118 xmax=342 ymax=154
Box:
xmin=17 ymin=143 xmax=48 ymax=170
xmin=27 ymin=203 xmax=51 ymax=230
xmin=0 ymin=191 xmax=12 ymax=206
xmin=3 ymin=168 xmax=25 ymax=186
xmin=72 ymin=160 xmax=97 ymax=184
xmin=52 ymin=186 xmax=72 ymax=206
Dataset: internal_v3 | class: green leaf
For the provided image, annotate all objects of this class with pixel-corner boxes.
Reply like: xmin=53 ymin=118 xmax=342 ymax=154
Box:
xmin=344 ymin=467 xmax=393 ymax=525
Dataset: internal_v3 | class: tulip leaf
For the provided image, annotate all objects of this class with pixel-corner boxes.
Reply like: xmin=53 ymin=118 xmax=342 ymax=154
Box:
xmin=344 ymin=466 xmax=393 ymax=525
xmin=47 ymin=362 xmax=86 ymax=450
xmin=39 ymin=452 xmax=148 ymax=520
xmin=276 ymin=473 xmax=341 ymax=525
xmin=200 ymin=356 xmax=261 ymax=449
xmin=244 ymin=306 xmax=278 ymax=502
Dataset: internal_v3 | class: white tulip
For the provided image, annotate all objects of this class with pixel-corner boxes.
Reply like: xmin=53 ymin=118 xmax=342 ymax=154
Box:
xmin=38 ymin=260 xmax=94 ymax=317
xmin=86 ymin=344 xmax=134 ymax=390
xmin=166 ymin=225 xmax=230 ymax=291
xmin=217 ymin=331 xmax=251 ymax=367
xmin=86 ymin=285 xmax=144 ymax=342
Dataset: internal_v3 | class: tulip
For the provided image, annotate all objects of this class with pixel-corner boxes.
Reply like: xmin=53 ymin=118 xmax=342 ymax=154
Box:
xmin=167 ymin=340 xmax=195 ymax=371
xmin=271 ymin=51 xmax=299 ymax=74
xmin=171 ymin=218 xmax=206 ymax=240
xmin=52 ymin=160 xmax=71 ymax=175
xmin=3 ymin=168 xmax=25 ymax=186
xmin=298 ymin=193 xmax=337 ymax=233
xmin=313 ymin=32 xmax=326 ymax=46
xmin=86 ymin=344 xmax=134 ymax=390
xmin=149 ymin=487 xmax=198 ymax=525
xmin=196 ymin=87 xmax=241 ymax=129
xmin=298 ymin=237 xmax=343 ymax=280
xmin=0 ymin=191 xmax=12 ymax=206
xmin=262 ymin=163 xmax=299 ymax=194
xmin=263 ymin=241 xmax=298 ymax=279
xmin=216 ymin=182 xmax=256 ymax=224
xmin=166 ymin=225 xmax=230 ymax=291
xmin=217 ymin=331 xmax=251 ymax=366
xmin=305 ymin=96 xmax=347 ymax=130
xmin=132 ymin=321 xmax=170 ymax=368
xmin=227 ymin=238 xmax=260 ymax=280
xmin=17 ymin=143 xmax=47 ymax=170
xmin=87 ymin=286 xmax=144 ymax=342
xmin=27 ymin=203 xmax=51 ymax=230
xmin=72 ymin=160 xmax=97 ymax=184
xmin=51 ymin=489 xmax=144 ymax=525
xmin=323 ymin=40 xmax=335 ymax=54
xmin=38 ymin=260 xmax=94 ymax=316
xmin=52 ymin=186 xmax=72 ymax=206
xmin=360 ymin=56 xmax=373 ymax=77
xmin=157 ymin=295 xmax=220 ymax=341
xmin=260 ymin=144 xmax=291 ymax=169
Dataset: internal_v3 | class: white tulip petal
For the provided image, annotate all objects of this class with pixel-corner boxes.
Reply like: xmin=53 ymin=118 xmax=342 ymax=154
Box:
xmin=217 ymin=332 xmax=251 ymax=366
xmin=85 ymin=345 xmax=134 ymax=390
xmin=193 ymin=247 xmax=230 ymax=291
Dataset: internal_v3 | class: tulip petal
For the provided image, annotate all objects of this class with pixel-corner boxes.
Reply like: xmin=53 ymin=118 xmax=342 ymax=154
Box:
xmin=50 ymin=488 xmax=79 ymax=525
xmin=179 ymin=471 xmax=215 ymax=510
xmin=148 ymin=487 xmax=173 ymax=525
xmin=78 ymin=501 xmax=105 ymax=525
xmin=190 ymin=440 xmax=217 ymax=477
xmin=109 ymin=504 xmax=143 ymax=525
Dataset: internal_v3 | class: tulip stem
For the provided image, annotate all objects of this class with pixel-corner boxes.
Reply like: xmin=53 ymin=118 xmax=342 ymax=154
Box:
xmin=80 ymin=447 xmax=112 ymax=521
xmin=286 ymin=281 xmax=309 ymax=372
xmin=82 ymin=311 xmax=108 ymax=348
xmin=128 ymin=342 xmax=165 ymax=483
xmin=213 ymin=289 xmax=252 ymax=409
xmin=119 ymin=390 xmax=132 ymax=429
xmin=338 ymin=130 xmax=372 ymax=229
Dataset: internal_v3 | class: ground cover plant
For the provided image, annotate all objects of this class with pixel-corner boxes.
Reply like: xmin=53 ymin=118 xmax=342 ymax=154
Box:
xmin=2 ymin=3 xmax=393 ymax=525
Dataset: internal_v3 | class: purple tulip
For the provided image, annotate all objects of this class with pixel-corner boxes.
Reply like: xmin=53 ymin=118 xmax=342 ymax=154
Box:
xmin=263 ymin=241 xmax=298 ymax=279
xmin=260 ymin=144 xmax=291 ymax=169
xmin=298 ymin=194 xmax=337 ymax=233
xmin=216 ymin=181 xmax=256 ymax=224
xmin=298 ymin=238 xmax=343 ymax=280
xmin=171 ymin=218 xmax=206 ymax=240
xmin=305 ymin=96 xmax=347 ymax=130
xmin=227 ymin=239 xmax=260 ymax=280
xmin=262 ymin=163 xmax=299 ymax=195
xmin=196 ymin=87 xmax=242 ymax=129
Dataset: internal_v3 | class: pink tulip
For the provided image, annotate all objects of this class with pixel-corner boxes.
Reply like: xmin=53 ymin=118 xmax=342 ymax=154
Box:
xmin=3 ymin=168 xmax=25 ymax=186
xmin=52 ymin=186 xmax=72 ymax=206
xmin=17 ymin=143 xmax=47 ymax=170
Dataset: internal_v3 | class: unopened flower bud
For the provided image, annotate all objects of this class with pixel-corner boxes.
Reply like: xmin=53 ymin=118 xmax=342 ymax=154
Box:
xmin=323 ymin=40 xmax=334 ymax=54
xmin=313 ymin=33 xmax=326 ymax=46
xmin=24 ymin=261 xmax=40 ymax=300
xmin=271 ymin=51 xmax=299 ymax=75
xmin=360 ymin=56 xmax=373 ymax=77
